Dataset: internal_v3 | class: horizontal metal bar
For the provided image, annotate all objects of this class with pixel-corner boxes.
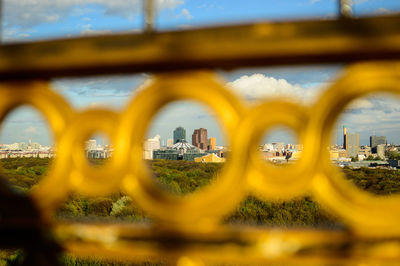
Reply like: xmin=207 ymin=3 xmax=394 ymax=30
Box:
xmin=55 ymin=223 xmax=348 ymax=264
xmin=55 ymin=223 xmax=400 ymax=264
xmin=1 ymin=15 xmax=400 ymax=80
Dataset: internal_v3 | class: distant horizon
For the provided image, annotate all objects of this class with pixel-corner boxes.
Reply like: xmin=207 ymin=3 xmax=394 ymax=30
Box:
xmin=1 ymin=0 xmax=399 ymax=147
xmin=1 ymin=119 xmax=398 ymax=147
xmin=3 ymin=71 xmax=400 ymax=147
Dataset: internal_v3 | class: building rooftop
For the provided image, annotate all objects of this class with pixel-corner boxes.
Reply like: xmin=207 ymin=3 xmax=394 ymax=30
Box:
xmin=171 ymin=139 xmax=198 ymax=151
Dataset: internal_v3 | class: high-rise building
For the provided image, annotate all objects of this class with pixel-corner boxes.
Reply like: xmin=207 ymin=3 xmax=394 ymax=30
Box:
xmin=173 ymin=126 xmax=186 ymax=144
xmin=377 ymin=144 xmax=386 ymax=159
xmin=343 ymin=126 xmax=359 ymax=157
xmin=347 ymin=132 xmax=359 ymax=158
xmin=370 ymin=135 xmax=386 ymax=153
xmin=192 ymin=128 xmax=208 ymax=150
xmin=208 ymin=137 xmax=216 ymax=150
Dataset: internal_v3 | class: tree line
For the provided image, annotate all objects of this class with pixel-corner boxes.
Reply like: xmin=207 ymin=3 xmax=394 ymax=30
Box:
xmin=2 ymin=158 xmax=400 ymax=265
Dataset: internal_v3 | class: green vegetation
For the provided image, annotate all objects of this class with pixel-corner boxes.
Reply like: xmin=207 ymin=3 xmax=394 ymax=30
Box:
xmin=386 ymin=150 xmax=400 ymax=160
xmin=2 ymin=158 xmax=400 ymax=264
xmin=343 ymin=166 xmax=400 ymax=195
xmin=151 ymin=159 xmax=219 ymax=195
xmin=365 ymin=155 xmax=383 ymax=161
xmin=0 ymin=158 xmax=50 ymax=194
xmin=0 ymin=250 xmax=24 ymax=266
xmin=61 ymin=255 xmax=162 ymax=266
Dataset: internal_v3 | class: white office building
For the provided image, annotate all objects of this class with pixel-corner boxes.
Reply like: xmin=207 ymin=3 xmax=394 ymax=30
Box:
xmin=143 ymin=135 xmax=161 ymax=160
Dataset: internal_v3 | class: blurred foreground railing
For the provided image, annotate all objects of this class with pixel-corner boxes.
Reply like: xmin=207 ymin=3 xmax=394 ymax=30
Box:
xmin=1 ymin=4 xmax=400 ymax=266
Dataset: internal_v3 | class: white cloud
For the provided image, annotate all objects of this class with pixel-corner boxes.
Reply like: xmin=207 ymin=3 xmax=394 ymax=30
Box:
xmin=3 ymin=0 xmax=184 ymax=28
xmin=373 ymin=8 xmax=398 ymax=15
xmin=3 ymin=28 xmax=32 ymax=42
xmin=24 ymin=126 xmax=39 ymax=135
xmin=227 ymin=74 xmax=319 ymax=103
xmin=348 ymin=98 xmax=374 ymax=109
xmin=177 ymin=8 xmax=193 ymax=19
xmin=81 ymin=24 xmax=112 ymax=36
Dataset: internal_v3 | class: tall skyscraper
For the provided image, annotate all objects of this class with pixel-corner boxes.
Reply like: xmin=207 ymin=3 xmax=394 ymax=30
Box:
xmin=370 ymin=135 xmax=386 ymax=153
xmin=192 ymin=128 xmax=208 ymax=150
xmin=348 ymin=132 xmax=359 ymax=158
xmin=173 ymin=126 xmax=186 ymax=144
xmin=343 ymin=126 xmax=359 ymax=157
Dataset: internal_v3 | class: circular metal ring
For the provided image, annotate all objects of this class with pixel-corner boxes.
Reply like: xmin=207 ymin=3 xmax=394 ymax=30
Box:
xmin=115 ymin=71 xmax=245 ymax=229
xmin=57 ymin=109 xmax=121 ymax=196
xmin=0 ymin=81 xmax=74 ymax=215
xmin=308 ymin=62 xmax=400 ymax=236
xmin=243 ymin=100 xmax=312 ymax=200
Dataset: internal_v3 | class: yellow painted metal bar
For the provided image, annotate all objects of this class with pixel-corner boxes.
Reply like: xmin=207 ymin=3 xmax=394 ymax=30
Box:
xmin=55 ymin=223 xmax=400 ymax=265
xmin=0 ymin=15 xmax=400 ymax=80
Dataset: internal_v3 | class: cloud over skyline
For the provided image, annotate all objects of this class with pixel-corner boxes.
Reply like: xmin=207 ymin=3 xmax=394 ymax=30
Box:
xmin=227 ymin=73 xmax=321 ymax=103
xmin=0 ymin=0 xmax=399 ymax=146
xmin=1 ymin=69 xmax=400 ymax=147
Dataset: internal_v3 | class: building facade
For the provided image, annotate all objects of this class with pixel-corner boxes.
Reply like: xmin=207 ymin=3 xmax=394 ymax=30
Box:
xmin=370 ymin=135 xmax=386 ymax=153
xmin=377 ymin=144 xmax=386 ymax=159
xmin=153 ymin=139 xmax=206 ymax=161
xmin=208 ymin=137 xmax=216 ymax=150
xmin=192 ymin=128 xmax=208 ymax=150
xmin=347 ymin=132 xmax=360 ymax=158
xmin=143 ymin=135 xmax=161 ymax=160
xmin=343 ymin=126 xmax=359 ymax=158
xmin=173 ymin=126 xmax=186 ymax=144
xmin=167 ymin=138 xmax=174 ymax=147
xmin=272 ymin=142 xmax=285 ymax=151
xmin=85 ymin=139 xmax=97 ymax=151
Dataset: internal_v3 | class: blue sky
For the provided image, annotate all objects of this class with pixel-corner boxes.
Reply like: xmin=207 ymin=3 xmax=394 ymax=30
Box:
xmin=1 ymin=0 xmax=400 ymax=147
xmin=3 ymin=0 xmax=400 ymax=41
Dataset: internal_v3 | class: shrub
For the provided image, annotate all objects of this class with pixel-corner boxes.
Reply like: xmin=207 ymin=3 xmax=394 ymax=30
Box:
xmin=110 ymin=196 xmax=132 ymax=217
xmin=57 ymin=197 xmax=88 ymax=217
xmin=86 ymin=198 xmax=113 ymax=216
xmin=110 ymin=196 xmax=147 ymax=221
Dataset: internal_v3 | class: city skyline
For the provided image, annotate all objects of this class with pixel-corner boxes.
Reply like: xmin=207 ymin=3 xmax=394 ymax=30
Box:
xmin=0 ymin=1 xmax=399 ymax=146
xmin=2 ymin=101 xmax=400 ymax=147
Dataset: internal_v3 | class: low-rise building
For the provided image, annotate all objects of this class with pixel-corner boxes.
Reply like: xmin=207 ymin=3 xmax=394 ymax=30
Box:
xmin=153 ymin=140 xmax=206 ymax=161
xmin=388 ymin=160 xmax=400 ymax=168
xmin=194 ymin=153 xmax=225 ymax=163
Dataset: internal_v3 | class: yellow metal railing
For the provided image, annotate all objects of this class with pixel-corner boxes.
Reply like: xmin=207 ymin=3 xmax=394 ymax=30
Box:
xmin=1 ymin=1 xmax=400 ymax=265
